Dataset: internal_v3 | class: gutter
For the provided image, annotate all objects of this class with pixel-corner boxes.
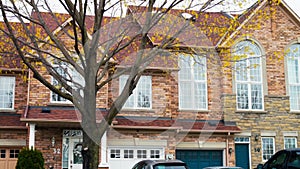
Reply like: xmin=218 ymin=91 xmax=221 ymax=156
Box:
xmin=24 ymin=70 xmax=30 ymax=118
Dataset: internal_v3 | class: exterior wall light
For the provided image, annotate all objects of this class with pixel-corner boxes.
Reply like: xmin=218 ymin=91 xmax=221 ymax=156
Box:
xmin=51 ymin=137 xmax=55 ymax=147
xmin=228 ymin=147 xmax=233 ymax=154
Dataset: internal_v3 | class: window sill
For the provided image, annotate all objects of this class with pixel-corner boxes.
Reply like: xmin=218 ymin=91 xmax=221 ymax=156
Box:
xmin=178 ymin=109 xmax=210 ymax=113
xmin=289 ymin=111 xmax=300 ymax=114
xmin=48 ymin=102 xmax=73 ymax=107
xmin=235 ymin=110 xmax=267 ymax=114
xmin=0 ymin=109 xmax=16 ymax=113
xmin=121 ymin=108 xmax=155 ymax=112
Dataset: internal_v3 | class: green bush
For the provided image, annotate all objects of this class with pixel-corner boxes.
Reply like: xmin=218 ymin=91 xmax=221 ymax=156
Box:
xmin=16 ymin=147 xmax=45 ymax=169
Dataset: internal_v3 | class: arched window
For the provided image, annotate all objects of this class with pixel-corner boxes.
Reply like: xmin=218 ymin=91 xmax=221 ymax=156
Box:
xmin=286 ymin=43 xmax=300 ymax=111
xmin=233 ymin=40 xmax=263 ymax=110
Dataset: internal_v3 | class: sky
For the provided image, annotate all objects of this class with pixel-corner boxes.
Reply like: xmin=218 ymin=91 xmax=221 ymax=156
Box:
xmin=1 ymin=0 xmax=300 ymax=21
xmin=284 ymin=0 xmax=300 ymax=18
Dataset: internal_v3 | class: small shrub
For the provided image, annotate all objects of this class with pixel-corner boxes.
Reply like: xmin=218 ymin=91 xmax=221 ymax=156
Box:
xmin=16 ymin=147 xmax=45 ymax=169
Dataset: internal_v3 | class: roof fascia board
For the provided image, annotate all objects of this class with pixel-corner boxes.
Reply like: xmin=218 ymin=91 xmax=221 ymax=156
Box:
xmin=280 ymin=1 xmax=300 ymax=26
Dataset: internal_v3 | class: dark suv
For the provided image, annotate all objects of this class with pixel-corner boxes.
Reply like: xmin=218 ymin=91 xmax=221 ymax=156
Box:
xmin=256 ymin=149 xmax=300 ymax=169
xmin=132 ymin=160 xmax=188 ymax=169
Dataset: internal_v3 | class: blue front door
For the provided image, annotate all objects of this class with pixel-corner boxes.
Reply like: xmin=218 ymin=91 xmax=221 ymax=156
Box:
xmin=176 ymin=150 xmax=223 ymax=169
xmin=235 ymin=144 xmax=250 ymax=169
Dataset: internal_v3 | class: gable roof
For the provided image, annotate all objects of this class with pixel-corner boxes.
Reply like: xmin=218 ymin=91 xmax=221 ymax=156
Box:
xmin=218 ymin=0 xmax=300 ymax=48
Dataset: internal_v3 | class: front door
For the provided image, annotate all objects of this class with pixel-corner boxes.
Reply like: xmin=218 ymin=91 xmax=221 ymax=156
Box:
xmin=235 ymin=144 xmax=250 ymax=169
xmin=69 ymin=138 xmax=83 ymax=169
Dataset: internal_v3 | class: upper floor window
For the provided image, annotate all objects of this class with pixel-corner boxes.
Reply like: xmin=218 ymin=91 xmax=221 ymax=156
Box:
xmin=233 ymin=40 xmax=263 ymax=110
xmin=178 ymin=54 xmax=207 ymax=110
xmin=50 ymin=60 xmax=83 ymax=103
xmin=51 ymin=61 xmax=69 ymax=103
xmin=119 ymin=75 xmax=152 ymax=109
xmin=0 ymin=76 xmax=15 ymax=109
xmin=286 ymin=43 xmax=300 ymax=111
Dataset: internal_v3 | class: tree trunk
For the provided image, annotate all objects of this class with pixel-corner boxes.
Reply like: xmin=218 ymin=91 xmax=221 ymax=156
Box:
xmin=82 ymin=131 xmax=99 ymax=169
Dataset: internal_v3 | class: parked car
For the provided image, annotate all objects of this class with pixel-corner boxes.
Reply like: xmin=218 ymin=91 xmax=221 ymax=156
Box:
xmin=131 ymin=159 xmax=189 ymax=169
xmin=203 ymin=167 xmax=243 ymax=169
xmin=256 ymin=148 xmax=300 ymax=169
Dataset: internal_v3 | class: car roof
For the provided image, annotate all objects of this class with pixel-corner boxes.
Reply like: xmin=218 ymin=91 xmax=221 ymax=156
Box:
xmin=203 ymin=167 xmax=243 ymax=169
xmin=285 ymin=148 xmax=300 ymax=151
xmin=142 ymin=159 xmax=186 ymax=165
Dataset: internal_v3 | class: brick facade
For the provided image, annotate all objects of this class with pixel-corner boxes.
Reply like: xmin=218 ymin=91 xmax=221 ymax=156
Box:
xmin=1 ymin=1 xmax=300 ymax=169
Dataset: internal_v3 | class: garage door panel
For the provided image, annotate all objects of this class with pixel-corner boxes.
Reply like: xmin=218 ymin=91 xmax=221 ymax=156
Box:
xmin=108 ymin=147 xmax=165 ymax=169
xmin=7 ymin=160 xmax=17 ymax=169
xmin=0 ymin=161 xmax=6 ymax=169
xmin=176 ymin=150 xmax=223 ymax=169
xmin=0 ymin=148 xmax=20 ymax=169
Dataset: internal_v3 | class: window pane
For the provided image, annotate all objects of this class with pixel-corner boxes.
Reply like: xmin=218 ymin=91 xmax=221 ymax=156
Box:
xmin=124 ymin=150 xmax=134 ymax=159
xmin=179 ymin=55 xmax=207 ymax=110
xmin=234 ymin=40 xmax=263 ymax=111
xmin=0 ymin=76 xmax=15 ymax=109
xmin=137 ymin=77 xmax=151 ymax=108
xmin=290 ymin=85 xmax=300 ymax=110
xmin=120 ymin=75 xmax=152 ymax=109
xmin=285 ymin=137 xmax=297 ymax=149
xmin=150 ymin=150 xmax=160 ymax=159
xmin=287 ymin=44 xmax=300 ymax=111
xmin=249 ymin=57 xmax=261 ymax=82
xmin=0 ymin=149 xmax=5 ymax=158
xmin=9 ymin=149 xmax=19 ymax=158
xmin=262 ymin=137 xmax=274 ymax=161
xmin=137 ymin=150 xmax=147 ymax=158
xmin=237 ymin=83 xmax=249 ymax=109
xmin=62 ymin=138 xmax=69 ymax=168
xmin=179 ymin=82 xmax=192 ymax=109
xmin=179 ymin=55 xmax=192 ymax=80
xmin=251 ymin=84 xmax=263 ymax=109
xmin=51 ymin=66 xmax=68 ymax=102
xmin=110 ymin=149 xmax=120 ymax=158
xmin=195 ymin=82 xmax=207 ymax=109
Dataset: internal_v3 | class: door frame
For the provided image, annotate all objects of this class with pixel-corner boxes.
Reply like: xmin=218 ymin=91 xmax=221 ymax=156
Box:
xmin=234 ymin=137 xmax=251 ymax=169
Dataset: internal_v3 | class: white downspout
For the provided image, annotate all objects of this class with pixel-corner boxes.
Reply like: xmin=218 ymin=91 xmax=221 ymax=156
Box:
xmin=29 ymin=123 xmax=36 ymax=149
xmin=99 ymin=131 xmax=109 ymax=167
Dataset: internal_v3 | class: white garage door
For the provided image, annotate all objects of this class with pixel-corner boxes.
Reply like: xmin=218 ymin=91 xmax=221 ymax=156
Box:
xmin=0 ymin=148 xmax=20 ymax=169
xmin=108 ymin=147 xmax=164 ymax=169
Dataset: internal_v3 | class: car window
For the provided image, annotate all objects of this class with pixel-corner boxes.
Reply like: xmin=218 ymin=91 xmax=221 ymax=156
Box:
xmin=153 ymin=165 xmax=187 ymax=169
xmin=287 ymin=152 xmax=300 ymax=169
xmin=267 ymin=151 xmax=288 ymax=169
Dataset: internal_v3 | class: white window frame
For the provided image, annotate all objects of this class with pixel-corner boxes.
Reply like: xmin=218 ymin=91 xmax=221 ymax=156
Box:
xmin=0 ymin=76 xmax=15 ymax=109
xmin=284 ymin=137 xmax=297 ymax=149
xmin=234 ymin=40 xmax=264 ymax=111
xmin=261 ymin=137 xmax=275 ymax=162
xmin=286 ymin=43 xmax=300 ymax=111
xmin=50 ymin=62 xmax=70 ymax=103
xmin=108 ymin=147 xmax=164 ymax=159
xmin=50 ymin=60 xmax=83 ymax=104
xmin=178 ymin=54 xmax=208 ymax=110
xmin=119 ymin=75 xmax=152 ymax=109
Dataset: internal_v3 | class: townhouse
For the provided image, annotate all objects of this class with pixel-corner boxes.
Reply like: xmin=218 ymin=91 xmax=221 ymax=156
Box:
xmin=1 ymin=0 xmax=300 ymax=169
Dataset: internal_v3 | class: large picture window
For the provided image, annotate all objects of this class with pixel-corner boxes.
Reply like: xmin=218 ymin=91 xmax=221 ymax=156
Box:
xmin=287 ymin=43 xmax=300 ymax=111
xmin=234 ymin=40 xmax=263 ymax=110
xmin=119 ymin=75 xmax=152 ymax=109
xmin=178 ymin=54 xmax=207 ymax=110
xmin=0 ymin=76 xmax=15 ymax=109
